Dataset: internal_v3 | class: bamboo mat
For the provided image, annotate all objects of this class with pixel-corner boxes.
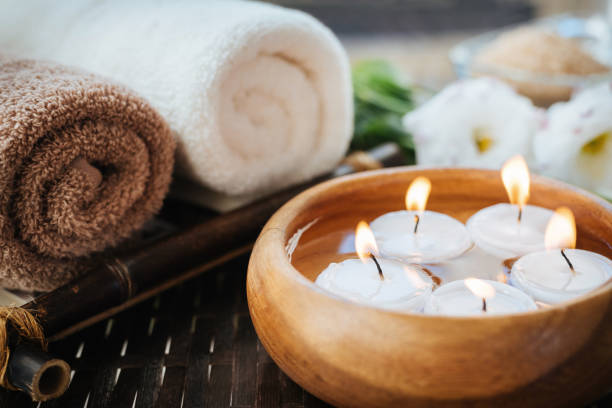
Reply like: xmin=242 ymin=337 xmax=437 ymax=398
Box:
xmin=0 ymin=252 xmax=331 ymax=408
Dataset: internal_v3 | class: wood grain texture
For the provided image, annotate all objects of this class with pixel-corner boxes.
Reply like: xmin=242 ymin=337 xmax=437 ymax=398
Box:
xmin=247 ymin=167 xmax=612 ymax=408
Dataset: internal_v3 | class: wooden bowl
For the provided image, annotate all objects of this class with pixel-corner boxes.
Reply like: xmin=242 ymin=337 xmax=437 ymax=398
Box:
xmin=247 ymin=168 xmax=612 ymax=407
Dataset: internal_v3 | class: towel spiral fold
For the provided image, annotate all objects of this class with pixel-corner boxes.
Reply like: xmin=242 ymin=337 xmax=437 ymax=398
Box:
xmin=0 ymin=58 xmax=175 ymax=291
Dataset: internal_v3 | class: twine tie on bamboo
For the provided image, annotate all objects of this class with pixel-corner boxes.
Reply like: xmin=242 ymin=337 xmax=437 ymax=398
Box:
xmin=0 ymin=307 xmax=46 ymax=390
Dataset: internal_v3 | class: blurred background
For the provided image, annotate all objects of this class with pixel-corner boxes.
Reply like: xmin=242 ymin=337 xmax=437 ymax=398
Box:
xmin=267 ymin=0 xmax=611 ymax=88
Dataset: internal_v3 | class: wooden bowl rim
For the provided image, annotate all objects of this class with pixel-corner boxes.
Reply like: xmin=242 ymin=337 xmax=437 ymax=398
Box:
xmin=260 ymin=166 xmax=612 ymax=321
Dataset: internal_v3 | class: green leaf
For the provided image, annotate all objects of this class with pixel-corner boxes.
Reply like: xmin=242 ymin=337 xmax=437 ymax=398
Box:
xmin=352 ymin=60 xmax=416 ymax=164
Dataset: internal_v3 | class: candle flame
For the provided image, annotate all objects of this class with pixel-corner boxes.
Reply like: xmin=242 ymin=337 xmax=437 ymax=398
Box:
xmin=355 ymin=221 xmax=379 ymax=264
xmin=403 ymin=266 xmax=428 ymax=289
xmin=405 ymin=176 xmax=432 ymax=212
xmin=465 ymin=278 xmax=496 ymax=299
xmin=545 ymin=207 xmax=576 ymax=250
xmin=501 ymin=155 xmax=530 ymax=208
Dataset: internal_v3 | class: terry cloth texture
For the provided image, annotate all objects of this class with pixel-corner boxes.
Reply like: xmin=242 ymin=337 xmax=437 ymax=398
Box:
xmin=0 ymin=56 xmax=175 ymax=291
xmin=0 ymin=0 xmax=353 ymax=211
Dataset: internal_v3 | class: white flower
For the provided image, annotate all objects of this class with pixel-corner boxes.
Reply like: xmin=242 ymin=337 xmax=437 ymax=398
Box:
xmin=533 ymin=82 xmax=612 ymax=198
xmin=403 ymin=78 xmax=542 ymax=168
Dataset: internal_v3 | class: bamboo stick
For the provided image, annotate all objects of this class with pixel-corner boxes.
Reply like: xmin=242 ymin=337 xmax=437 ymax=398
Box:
xmin=4 ymin=143 xmax=404 ymax=398
xmin=7 ymin=345 xmax=70 ymax=401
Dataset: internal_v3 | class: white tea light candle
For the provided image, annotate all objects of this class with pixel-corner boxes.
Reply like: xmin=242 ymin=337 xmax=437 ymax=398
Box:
xmin=371 ymin=177 xmax=472 ymax=263
xmin=316 ymin=258 xmax=434 ymax=311
xmin=467 ymin=204 xmax=553 ymax=259
xmin=511 ymin=207 xmax=612 ymax=303
xmin=315 ymin=221 xmax=434 ymax=311
xmin=424 ymin=278 xmax=537 ymax=316
xmin=467 ymin=155 xmax=553 ymax=258
xmin=511 ymin=250 xmax=612 ymax=304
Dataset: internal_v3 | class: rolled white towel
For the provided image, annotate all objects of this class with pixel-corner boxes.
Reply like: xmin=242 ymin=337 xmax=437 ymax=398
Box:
xmin=403 ymin=78 xmax=542 ymax=168
xmin=0 ymin=0 xmax=352 ymax=209
xmin=534 ymin=83 xmax=612 ymax=198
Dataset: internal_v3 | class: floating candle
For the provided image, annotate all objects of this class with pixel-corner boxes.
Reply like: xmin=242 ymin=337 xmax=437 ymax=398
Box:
xmin=424 ymin=278 xmax=537 ymax=316
xmin=511 ymin=207 xmax=612 ymax=303
xmin=315 ymin=221 xmax=434 ymax=311
xmin=370 ymin=177 xmax=472 ymax=263
xmin=467 ymin=155 xmax=554 ymax=258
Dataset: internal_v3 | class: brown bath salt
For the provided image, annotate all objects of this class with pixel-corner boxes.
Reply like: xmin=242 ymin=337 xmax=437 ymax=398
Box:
xmin=476 ymin=27 xmax=609 ymax=76
xmin=474 ymin=27 xmax=610 ymax=106
xmin=0 ymin=56 xmax=175 ymax=291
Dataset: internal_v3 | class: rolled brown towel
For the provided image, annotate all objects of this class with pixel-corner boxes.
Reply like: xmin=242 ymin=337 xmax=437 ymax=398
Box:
xmin=0 ymin=57 xmax=175 ymax=291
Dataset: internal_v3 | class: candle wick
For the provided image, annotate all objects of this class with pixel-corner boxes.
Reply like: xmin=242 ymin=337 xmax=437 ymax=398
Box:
xmin=517 ymin=206 xmax=523 ymax=223
xmin=413 ymin=214 xmax=420 ymax=234
xmin=482 ymin=298 xmax=487 ymax=312
xmin=560 ymin=249 xmax=575 ymax=275
xmin=370 ymin=254 xmax=384 ymax=280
